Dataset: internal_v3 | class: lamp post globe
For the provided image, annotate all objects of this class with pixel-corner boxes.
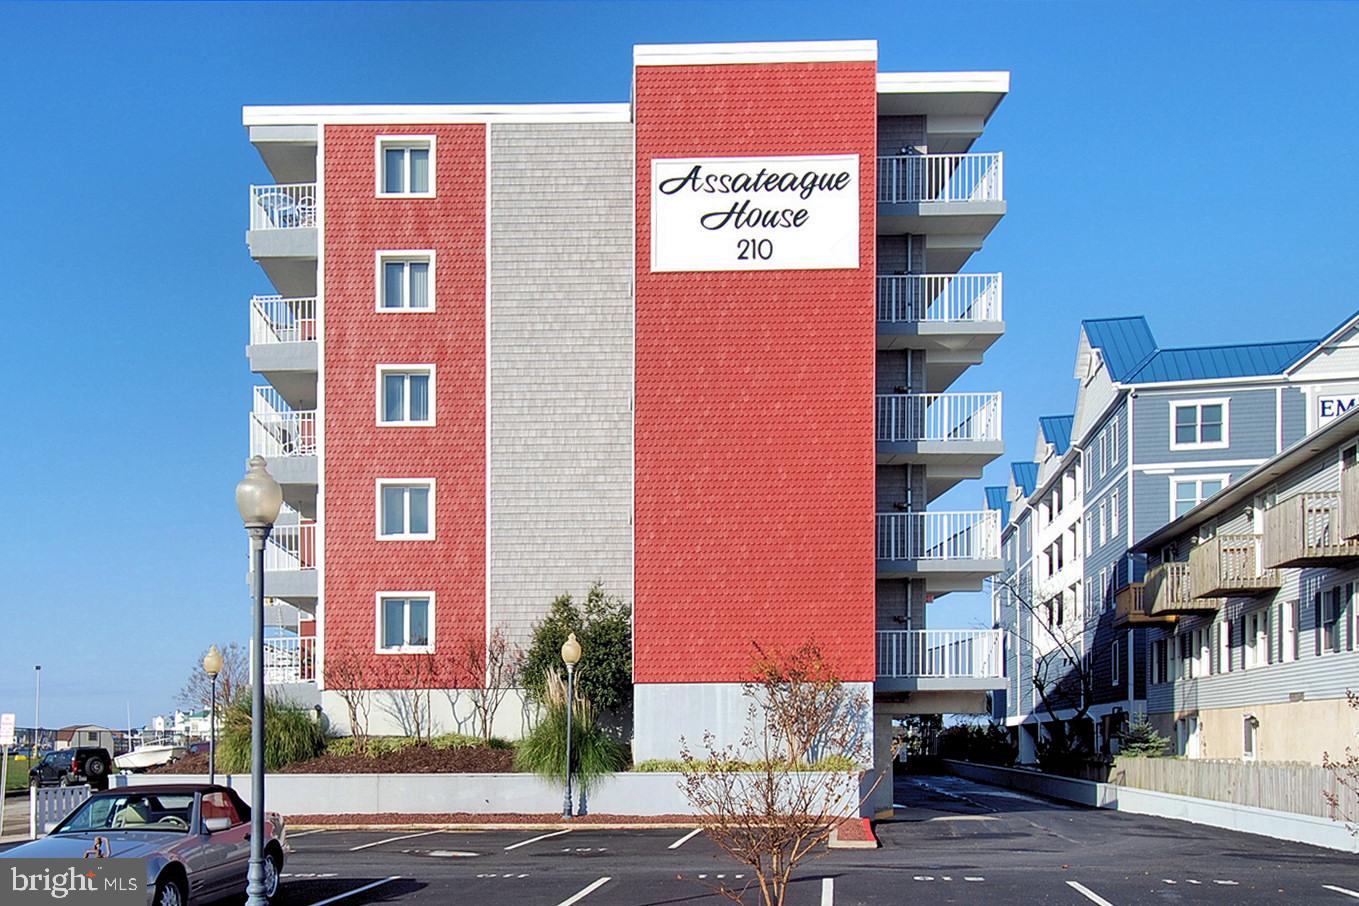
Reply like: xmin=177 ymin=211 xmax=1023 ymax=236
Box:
xmin=561 ymin=632 xmax=582 ymax=819
xmin=237 ymin=456 xmax=282 ymax=906
xmin=203 ymin=645 xmax=223 ymax=786
xmin=203 ymin=645 xmax=224 ymax=678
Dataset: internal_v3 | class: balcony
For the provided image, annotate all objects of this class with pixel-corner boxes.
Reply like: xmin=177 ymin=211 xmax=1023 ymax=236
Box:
xmin=1188 ymin=533 xmax=1280 ymax=599
xmin=248 ymin=295 xmax=317 ymax=411
xmin=1263 ymin=492 xmax=1359 ymax=568
xmin=261 ymin=636 xmax=317 ymax=686
xmin=250 ymin=387 xmax=317 ymax=516
xmin=1344 ymin=467 xmax=1359 ymax=541
xmin=876 ymin=393 xmax=1003 ymax=496
xmin=876 ymin=629 xmax=1005 ymax=693
xmin=253 ymin=519 xmax=318 ymax=611
xmin=1114 ymin=582 xmax=1159 ymax=627
xmin=876 ymin=510 xmax=1002 ymax=594
xmin=876 ymin=153 xmax=1005 ymax=268
xmin=247 ymin=183 xmax=317 ymax=298
xmin=876 ymin=274 xmax=1004 ymax=378
xmin=1146 ymin=562 xmax=1221 ymax=617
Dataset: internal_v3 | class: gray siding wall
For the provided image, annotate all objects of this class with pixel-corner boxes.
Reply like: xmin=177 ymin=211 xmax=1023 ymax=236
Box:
xmin=1281 ymin=386 xmax=1308 ymax=449
xmin=1133 ymin=387 xmax=1278 ymax=465
xmin=877 ymin=116 xmax=926 ymax=156
xmin=487 ymin=123 xmax=634 ymax=648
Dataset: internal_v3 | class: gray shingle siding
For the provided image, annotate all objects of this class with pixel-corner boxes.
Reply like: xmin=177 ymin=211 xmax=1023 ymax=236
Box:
xmin=1133 ymin=387 xmax=1278 ymax=465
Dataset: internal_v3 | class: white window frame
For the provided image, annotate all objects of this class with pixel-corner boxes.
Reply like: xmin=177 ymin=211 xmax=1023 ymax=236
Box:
xmin=375 ymin=478 xmax=437 ymax=541
xmin=375 ymin=250 xmax=436 ymax=312
xmin=1281 ymin=599 xmax=1298 ymax=662
xmin=375 ymin=135 xmax=437 ymax=198
xmin=1110 ymin=641 xmax=1121 ymax=686
xmin=1170 ymin=398 xmax=1230 ymax=451
xmin=374 ymin=591 xmax=436 ymax=654
xmin=1218 ymin=619 xmax=1232 ymax=673
xmin=1170 ymin=474 xmax=1230 ymax=520
xmin=375 ymin=364 xmax=437 ymax=427
xmin=1242 ymin=715 xmax=1257 ymax=762
xmin=1243 ymin=609 xmax=1268 ymax=669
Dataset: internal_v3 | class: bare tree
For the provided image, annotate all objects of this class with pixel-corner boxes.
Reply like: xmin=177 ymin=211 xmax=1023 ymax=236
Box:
xmin=177 ymin=642 xmax=248 ymax=713
xmin=378 ymin=652 xmax=439 ymax=742
xmin=677 ymin=642 xmax=884 ymax=906
xmin=1323 ymin=690 xmax=1359 ymax=831
xmin=325 ymin=651 xmax=373 ymax=756
xmin=456 ymin=626 xmax=523 ymax=744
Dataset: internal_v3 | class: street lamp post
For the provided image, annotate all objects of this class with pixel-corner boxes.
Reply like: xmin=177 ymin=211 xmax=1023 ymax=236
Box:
xmin=236 ymin=456 xmax=283 ymax=906
xmin=560 ymin=632 xmax=582 ymax=819
xmin=32 ymin=666 xmax=41 ymax=760
xmin=203 ymin=645 xmax=224 ymax=786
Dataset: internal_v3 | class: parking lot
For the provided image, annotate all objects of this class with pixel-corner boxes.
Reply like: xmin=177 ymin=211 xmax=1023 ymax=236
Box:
xmin=7 ymin=773 xmax=1359 ymax=905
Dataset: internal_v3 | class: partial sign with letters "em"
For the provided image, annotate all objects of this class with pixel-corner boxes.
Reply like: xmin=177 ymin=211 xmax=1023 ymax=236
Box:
xmin=1317 ymin=394 xmax=1359 ymax=429
xmin=650 ymin=155 xmax=860 ymax=273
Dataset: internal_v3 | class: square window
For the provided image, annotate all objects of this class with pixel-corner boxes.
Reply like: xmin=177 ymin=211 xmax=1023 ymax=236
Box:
xmin=1172 ymin=476 xmax=1229 ymax=519
xmin=1171 ymin=400 xmax=1230 ymax=450
xmin=376 ymin=480 xmax=435 ymax=540
xmin=376 ymin=252 xmax=434 ymax=311
xmin=377 ymin=366 xmax=435 ymax=425
xmin=377 ymin=594 xmax=434 ymax=652
xmin=376 ymin=136 xmax=435 ymax=197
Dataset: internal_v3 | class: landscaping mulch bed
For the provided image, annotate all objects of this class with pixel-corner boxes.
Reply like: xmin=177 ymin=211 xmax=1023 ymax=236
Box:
xmin=150 ymin=753 xmax=208 ymax=774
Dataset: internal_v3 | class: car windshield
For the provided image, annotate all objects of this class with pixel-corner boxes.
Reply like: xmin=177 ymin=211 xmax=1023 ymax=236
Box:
xmin=55 ymin=793 xmax=194 ymax=835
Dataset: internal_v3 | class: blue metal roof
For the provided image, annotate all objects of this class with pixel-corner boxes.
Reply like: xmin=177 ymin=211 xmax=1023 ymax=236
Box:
xmin=1038 ymin=415 xmax=1074 ymax=455
xmin=1082 ymin=317 xmax=1157 ymax=381
xmin=1125 ymin=341 xmax=1317 ymax=383
xmin=984 ymin=485 xmax=1010 ymax=524
xmin=1011 ymin=461 xmax=1038 ymax=497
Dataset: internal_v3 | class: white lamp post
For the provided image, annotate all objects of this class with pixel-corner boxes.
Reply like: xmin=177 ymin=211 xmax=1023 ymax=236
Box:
xmin=235 ymin=456 xmax=283 ymax=906
xmin=203 ymin=645 xmax=224 ymax=786
xmin=560 ymin=632 xmax=582 ymax=819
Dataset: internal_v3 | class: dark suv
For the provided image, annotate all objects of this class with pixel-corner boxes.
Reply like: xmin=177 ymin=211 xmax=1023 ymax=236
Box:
xmin=28 ymin=748 xmax=111 ymax=791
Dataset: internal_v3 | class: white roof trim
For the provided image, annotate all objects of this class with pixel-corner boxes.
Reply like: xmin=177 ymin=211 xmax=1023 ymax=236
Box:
xmin=242 ymin=103 xmax=633 ymax=127
xmin=876 ymin=71 xmax=1010 ymax=95
xmin=634 ymin=40 xmax=877 ymax=66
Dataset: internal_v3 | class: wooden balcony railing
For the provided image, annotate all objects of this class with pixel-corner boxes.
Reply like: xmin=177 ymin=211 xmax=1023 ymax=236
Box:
xmin=1344 ymin=468 xmax=1359 ymax=541
xmin=1113 ymin=582 xmax=1171 ymax=626
xmin=1188 ymin=534 xmax=1280 ymax=599
xmin=1262 ymin=492 xmax=1359 ymax=568
xmin=1146 ymin=562 xmax=1221 ymax=617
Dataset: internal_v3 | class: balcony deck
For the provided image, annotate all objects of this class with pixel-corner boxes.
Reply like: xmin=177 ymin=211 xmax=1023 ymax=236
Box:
xmin=248 ymin=295 xmax=317 ymax=411
xmin=1188 ymin=533 xmax=1280 ymax=599
xmin=876 ymin=274 xmax=1004 ymax=378
xmin=876 ymin=153 xmax=1005 ymax=260
xmin=249 ymin=520 xmax=317 ymax=612
xmin=876 ymin=510 xmax=1002 ymax=594
xmin=1263 ymin=492 xmax=1359 ymax=568
xmin=247 ymin=183 xmax=317 ymax=298
xmin=1146 ymin=562 xmax=1222 ymax=618
xmin=875 ymin=629 xmax=1005 ymax=693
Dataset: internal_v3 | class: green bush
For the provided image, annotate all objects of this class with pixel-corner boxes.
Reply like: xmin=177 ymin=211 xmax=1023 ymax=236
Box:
xmin=634 ymin=755 xmax=858 ymax=773
xmin=521 ymin=582 xmax=632 ymax=716
xmin=219 ymin=698 xmax=327 ymax=772
xmin=515 ymin=678 xmax=628 ymax=790
xmin=1119 ymin=720 xmax=1170 ymax=757
xmin=325 ymin=733 xmax=515 ymax=758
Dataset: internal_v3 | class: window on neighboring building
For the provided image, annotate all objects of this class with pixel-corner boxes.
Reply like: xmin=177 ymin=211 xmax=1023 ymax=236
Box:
xmin=1243 ymin=609 xmax=1269 ymax=668
xmin=1171 ymin=400 xmax=1228 ymax=450
xmin=1172 ymin=476 xmax=1227 ymax=519
xmin=377 ymin=136 xmax=435 ymax=196
xmin=1322 ymin=586 xmax=1348 ymax=654
xmin=1110 ymin=641 xmax=1121 ymax=686
xmin=377 ymin=366 xmax=435 ymax=426
xmin=1218 ymin=619 xmax=1232 ymax=673
xmin=1242 ymin=715 xmax=1257 ymax=761
xmin=377 ymin=594 xmax=433 ymax=652
xmin=377 ymin=252 xmax=434 ymax=310
xmin=376 ymin=480 xmax=435 ymax=540
xmin=1109 ymin=492 xmax=1120 ymax=542
xmin=1280 ymin=599 xmax=1298 ymax=662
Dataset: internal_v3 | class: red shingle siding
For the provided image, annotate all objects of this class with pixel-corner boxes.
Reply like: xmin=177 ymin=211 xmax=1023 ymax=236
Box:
xmin=322 ymin=124 xmax=486 ymax=688
xmin=633 ymin=63 xmax=878 ymax=684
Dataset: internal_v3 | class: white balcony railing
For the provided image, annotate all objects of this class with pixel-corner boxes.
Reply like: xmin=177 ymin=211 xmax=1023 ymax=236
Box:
xmin=877 ymin=629 xmax=1005 ymax=679
xmin=263 ymin=522 xmax=316 ymax=572
xmin=877 ymin=273 xmax=1002 ymax=324
xmin=250 ymin=386 xmax=316 ymax=458
xmin=249 ymin=183 xmax=317 ymax=230
xmin=876 ymin=392 xmax=1002 ymax=444
xmin=250 ymin=295 xmax=317 ymax=345
xmin=877 ymin=153 xmax=1003 ymax=204
xmin=260 ymin=636 xmax=317 ymax=684
xmin=876 ymin=511 xmax=1001 ymax=562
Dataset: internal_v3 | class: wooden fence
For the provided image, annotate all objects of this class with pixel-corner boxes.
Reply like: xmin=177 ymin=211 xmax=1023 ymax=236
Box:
xmin=1110 ymin=756 xmax=1358 ymax=821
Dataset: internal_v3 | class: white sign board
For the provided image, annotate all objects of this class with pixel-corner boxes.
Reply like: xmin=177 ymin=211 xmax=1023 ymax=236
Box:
xmin=0 ymin=712 xmax=14 ymax=747
xmin=1317 ymin=393 xmax=1359 ymax=430
xmin=650 ymin=154 xmax=860 ymax=272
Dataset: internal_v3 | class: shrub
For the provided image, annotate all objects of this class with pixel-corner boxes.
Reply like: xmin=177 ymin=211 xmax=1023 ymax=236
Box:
xmin=521 ymin=582 xmax=632 ymax=717
xmin=219 ymin=698 xmax=327 ymax=773
xmin=1119 ymin=720 xmax=1170 ymax=757
xmin=633 ymin=755 xmax=857 ymax=773
xmin=515 ymin=670 xmax=628 ymax=790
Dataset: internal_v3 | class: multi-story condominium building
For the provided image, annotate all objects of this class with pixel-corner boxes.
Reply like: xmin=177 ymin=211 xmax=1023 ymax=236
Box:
xmin=990 ymin=312 xmax=1359 ymax=761
xmin=240 ymin=40 xmax=1009 ymax=806
xmin=1131 ymin=404 xmax=1359 ymax=761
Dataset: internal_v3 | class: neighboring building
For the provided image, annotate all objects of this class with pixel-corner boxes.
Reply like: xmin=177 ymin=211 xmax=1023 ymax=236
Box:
xmin=241 ymin=39 xmax=1009 ymax=803
xmin=174 ymin=710 xmax=217 ymax=741
xmin=53 ymin=725 xmax=117 ymax=752
xmin=1131 ymin=405 xmax=1359 ymax=762
xmin=993 ymin=311 xmax=1359 ymax=761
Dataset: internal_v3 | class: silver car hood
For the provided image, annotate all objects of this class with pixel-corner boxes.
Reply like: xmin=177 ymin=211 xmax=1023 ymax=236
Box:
xmin=0 ymin=831 xmax=178 ymax=860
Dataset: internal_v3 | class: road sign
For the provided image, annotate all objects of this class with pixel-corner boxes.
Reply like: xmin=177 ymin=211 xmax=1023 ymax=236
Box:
xmin=0 ymin=713 xmax=14 ymax=747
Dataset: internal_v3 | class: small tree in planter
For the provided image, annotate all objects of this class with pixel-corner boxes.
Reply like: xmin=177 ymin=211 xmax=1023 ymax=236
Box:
xmin=325 ymin=650 xmax=373 ymax=756
xmin=456 ymin=625 xmax=524 ymax=744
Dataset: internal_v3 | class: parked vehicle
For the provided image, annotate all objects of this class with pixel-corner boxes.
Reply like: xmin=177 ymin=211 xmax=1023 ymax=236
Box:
xmin=0 ymin=783 xmax=287 ymax=905
xmin=28 ymin=747 xmax=112 ymax=790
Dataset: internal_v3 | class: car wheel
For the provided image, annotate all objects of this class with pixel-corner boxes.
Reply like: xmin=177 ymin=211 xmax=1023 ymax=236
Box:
xmin=263 ymin=848 xmax=282 ymax=899
xmin=84 ymin=757 xmax=108 ymax=789
xmin=152 ymin=874 xmax=186 ymax=906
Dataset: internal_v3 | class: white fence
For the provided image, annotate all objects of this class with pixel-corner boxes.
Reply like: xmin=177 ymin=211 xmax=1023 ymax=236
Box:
xmin=30 ymin=784 xmax=90 ymax=839
xmin=250 ymin=295 xmax=317 ymax=345
xmin=877 ymin=629 xmax=1005 ymax=679
xmin=263 ymin=522 xmax=317 ymax=572
xmin=877 ymin=152 xmax=1003 ymax=204
xmin=876 ymin=392 xmax=1002 ymax=443
xmin=250 ymin=386 xmax=316 ymax=458
xmin=877 ymin=273 xmax=1002 ymax=324
xmin=876 ymin=510 xmax=1001 ymax=561
xmin=260 ymin=636 xmax=317 ymax=684
xmin=249 ymin=183 xmax=317 ymax=230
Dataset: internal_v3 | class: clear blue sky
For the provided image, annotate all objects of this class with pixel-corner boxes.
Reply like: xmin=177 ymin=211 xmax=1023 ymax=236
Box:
xmin=2 ymin=1 xmax=1356 ymax=731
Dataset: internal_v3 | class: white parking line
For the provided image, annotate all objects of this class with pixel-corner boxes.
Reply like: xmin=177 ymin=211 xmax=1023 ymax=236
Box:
xmin=1325 ymin=885 xmax=1359 ymax=900
xmin=348 ymin=830 xmax=447 ymax=852
xmin=305 ymin=876 xmax=401 ymax=906
xmin=555 ymin=876 xmax=610 ymax=906
xmin=287 ymin=829 xmax=327 ymax=839
xmin=1066 ymin=880 xmax=1116 ymax=906
xmin=821 ymin=877 xmax=834 ymax=906
xmin=504 ymin=828 xmax=571 ymax=851
xmin=668 ymin=828 xmax=703 ymax=849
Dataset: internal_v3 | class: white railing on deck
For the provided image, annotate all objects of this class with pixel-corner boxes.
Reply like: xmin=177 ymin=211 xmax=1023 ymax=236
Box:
xmin=877 ymin=629 xmax=1005 ymax=679
xmin=250 ymin=386 xmax=316 ymax=457
xmin=877 ymin=273 xmax=1002 ymax=323
xmin=249 ymin=183 xmax=317 ymax=230
xmin=250 ymin=295 xmax=317 ymax=345
xmin=876 ymin=392 xmax=1002 ymax=443
xmin=263 ymin=523 xmax=316 ymax=572
xmin=876 ymin=511 xmax=1001 ymax=561
xmin=260 ymin=636 xmax=317 ymax=684
xmin=877 ymin=153 xmax=1003 ymax=204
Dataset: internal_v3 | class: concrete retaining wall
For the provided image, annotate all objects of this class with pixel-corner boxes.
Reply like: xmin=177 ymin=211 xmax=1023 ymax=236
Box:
xmin=942 ymin=760 xmax=1359 ymax=854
